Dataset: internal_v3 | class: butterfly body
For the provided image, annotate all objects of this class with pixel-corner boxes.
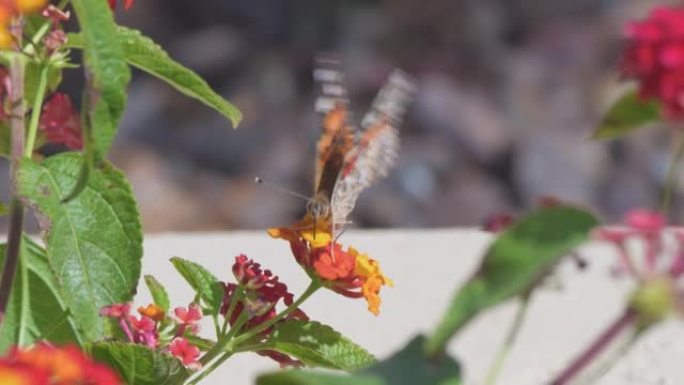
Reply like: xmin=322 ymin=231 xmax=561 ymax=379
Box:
xmin=308 ymin=55 xmax=416 ymax=235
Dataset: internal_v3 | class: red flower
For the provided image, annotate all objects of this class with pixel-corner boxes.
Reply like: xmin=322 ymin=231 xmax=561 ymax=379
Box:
xmin=220 ymin=256 xmax=306 ymax=367
xmin=310 ymin=243 xmax=355 ymax=280
xmin=482 ymin=212 xmax=515 ymax=232
xmin=108 ymin=0 xmax=133 ymax=11
xmin=3 ymin=343 xmax=122 ymax=385
xmin=0 ymin=361 xmax=48 ymax=385
xmin=268 ymin=215 xmax=393 ymax=315
xmin=621 ymin=6 xmax=684 ymax=119
xmin=168 ymin=338 xmax=200 ymax=369
xmin=39 ymin=93 xmax=83 ymax=150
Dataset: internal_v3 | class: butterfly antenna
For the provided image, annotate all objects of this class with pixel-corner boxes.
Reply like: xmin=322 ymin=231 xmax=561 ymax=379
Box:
xmin=254 ymin=176 xmax=311 ymax=202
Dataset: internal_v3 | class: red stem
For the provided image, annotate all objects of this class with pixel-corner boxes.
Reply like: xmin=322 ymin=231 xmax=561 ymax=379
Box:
xmin=550 ymin=308 xmax=637 ymax=385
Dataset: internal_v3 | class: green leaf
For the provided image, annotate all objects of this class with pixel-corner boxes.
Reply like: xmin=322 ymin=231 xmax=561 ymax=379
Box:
xmin=0 ymin=237 xmax=81 ymax=353
xmin=117 ymin=27 xmax=241 ymax=127
xmin=87 ymin=341 xmax=189 ymax=385
xmin=362 ymin=336 xmax=461 ymax=385
xmin=425 ymin=206 xmax=599 ymax=354
xmin=257 ymin=336 xmax=461 ymax=385
xmin=70 ymin=0 xmax=131 ymax=163
xmin=17 ymin=153 xmax=143 ymax=341
xmin=144 ymin=275 xmax=170 ymax=313
xmin=170 ymin=257 xmax=223 ymax=315
xmin=67 ymin=28 xmax=242 ymax=128
xmin=257 ymin=371 xmax=382 ymax=385
xmin=261 ymin=320 xmax=376 ymax=371
xmin=592 ymin=89 xmax=660 ymax=140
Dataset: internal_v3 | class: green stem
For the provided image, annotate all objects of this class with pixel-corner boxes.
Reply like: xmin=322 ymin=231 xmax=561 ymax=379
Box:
xmin=660 ymin=130 xmax=684 ymax=214
xmin=233 ymin=280 xmax=320 ymax=346
xmin=187 ymin=352 xmax=234 ymax=385
xmin=24 ymin=64 xmax=49 ymax=156
xmin=220 ymin=285 xmax=244 ymax=335
xmin=483 ymin=297 xmax=530 ymax=385
xmin=199 ymin=312 xmax=249 ymax=367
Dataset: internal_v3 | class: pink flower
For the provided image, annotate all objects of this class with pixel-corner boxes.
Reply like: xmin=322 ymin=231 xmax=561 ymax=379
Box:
xmin=173 ymin=304 xmax=202 ymax=337
xmin=621 ymin=6 xmax=684 ymax=119
xmin=99 ymin=303 xmax=130 ymax=318
xmin=625 ymin=209 xmax=666 ymax=234
xmin=168 ymin=338 xmax=200 ymax=369
xmin=127 ymin=315 xmax=158 ymax=348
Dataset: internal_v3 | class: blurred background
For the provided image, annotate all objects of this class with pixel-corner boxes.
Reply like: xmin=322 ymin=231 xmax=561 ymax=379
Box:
xmin=53 ymin=0 xmax=683 ymax=231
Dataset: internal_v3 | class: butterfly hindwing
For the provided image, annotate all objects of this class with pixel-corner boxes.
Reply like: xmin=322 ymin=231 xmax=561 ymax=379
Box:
xmin=331 ymin=70 xmax=416 ymax=224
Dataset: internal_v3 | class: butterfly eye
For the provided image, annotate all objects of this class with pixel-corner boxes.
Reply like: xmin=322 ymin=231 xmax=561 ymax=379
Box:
xmin=306 ymin=198 xmax=329 ymax=219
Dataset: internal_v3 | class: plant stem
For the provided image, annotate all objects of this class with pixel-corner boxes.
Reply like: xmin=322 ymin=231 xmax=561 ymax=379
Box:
xmin=0 ymin=55 xmax=26 ymax=329
xmin=220 ymin=285 xmax=244 ymax=335
xmin=483 ymin=297 xmax=530 ymax=385
xmin=233 ymin=280 xmax=320 ymax=346
xmin=549 ymin=308 xmax=637 ymax=385
xmin=187 ymin=352 xmax=233 ymax=385
xmin=199 ymin=312 xmax=248 ymax=367
xmin=660 ymin=130 xmax=684 ymax=215
xmin=25 ymin=64 xmax=49 ymax=156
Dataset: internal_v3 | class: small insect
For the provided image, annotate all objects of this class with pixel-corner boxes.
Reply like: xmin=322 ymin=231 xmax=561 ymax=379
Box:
xmin=308 ymin=54 xmax=415 ymax=236
xmin=258 ymin=54 xmax=415 ymax=239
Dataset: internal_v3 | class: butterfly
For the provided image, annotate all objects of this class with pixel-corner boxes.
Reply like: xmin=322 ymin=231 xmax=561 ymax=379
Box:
xmin=306 ymin=54 xmax=416 ymax=238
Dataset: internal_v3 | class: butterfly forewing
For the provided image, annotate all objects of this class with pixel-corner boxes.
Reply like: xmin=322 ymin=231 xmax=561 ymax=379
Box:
xmin=313 ymin=55 xmax=356 ymax=201
xmin=331 ymin=70 xmax=416 ymax=224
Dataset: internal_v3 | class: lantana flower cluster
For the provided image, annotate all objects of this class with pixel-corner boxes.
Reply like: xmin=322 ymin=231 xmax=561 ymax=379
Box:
xmin=102 ymin=254 xmax=308 ymax=369
xmin=0 ymin=343 xmax=121 ymax=385
xmin=222 ymin=254 xmax=308 ymax=367
xmin=621 ymin=5 xmax=684 ymax=119
xmin=100 ymin=302 xmax=203 ymax=369
xmin=595 ymin=209 xmax=684 ymax=325
xmin=268 ymin=214 xmax=393 ymax=315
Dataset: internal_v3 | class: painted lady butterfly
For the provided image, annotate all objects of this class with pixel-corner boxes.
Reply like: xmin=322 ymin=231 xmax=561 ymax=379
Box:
xmin=307 ymin=54 xmax=416 ymax=235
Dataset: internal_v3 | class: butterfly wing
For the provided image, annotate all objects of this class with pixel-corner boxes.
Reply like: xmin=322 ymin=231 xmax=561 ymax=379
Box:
xmin=313 ymin=54 xmax=356 ymax=203
xmin=331 ymin=70 xmax=416 ymax=224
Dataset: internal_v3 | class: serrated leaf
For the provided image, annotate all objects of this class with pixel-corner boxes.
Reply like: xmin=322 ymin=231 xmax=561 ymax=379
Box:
xmin=17 ymin=153 xmax=143 ymax=341
xmin=170 ymin=257 xmax=223 ymax=315
xmin=71 ymin=0 xmax=131 ymax=163
xmin=116 ymin=26 xmax=241 ymax=127
xmin=87 ymin=341 xmax=189 ymax=385
xmin=261 ymin=320 xmax=376 ymax=371
xmin=257 ymin=336 xmax=461 ymax=385
xmin=593 ymin=89 xmax=660 ymax=140
xmin=425 ymin=206 xmax=599 ymax=354
xmin=67 ymin=28 xmax=241 ymax=128
xmin=0 ymin=237 xmax=81 ymax=352
xmin=144 ymin=275 xmax=170 ymax=312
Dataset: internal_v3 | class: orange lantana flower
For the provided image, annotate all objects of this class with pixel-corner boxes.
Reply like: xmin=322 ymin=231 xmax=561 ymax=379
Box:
xmin=268 ymin=214 xmax=392 ymax=315
xmin=138 ymin=304 xmax=165 ymax=322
